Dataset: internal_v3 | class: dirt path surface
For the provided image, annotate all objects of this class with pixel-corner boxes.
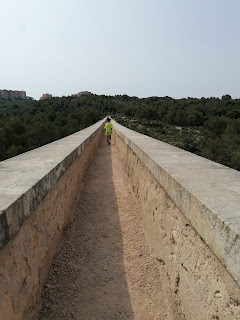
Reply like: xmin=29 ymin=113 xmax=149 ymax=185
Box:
xmin=38 ymin=136 xmax=170 ymax=320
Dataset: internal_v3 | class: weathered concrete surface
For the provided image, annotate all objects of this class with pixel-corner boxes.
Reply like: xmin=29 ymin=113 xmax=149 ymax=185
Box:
xmin=0 ymin=120 xmax=104 ymax=320
xmin=0 ymin=120 xmax=103 ymax=250
xmin=112 ymin=121 xmax=240 ymax=320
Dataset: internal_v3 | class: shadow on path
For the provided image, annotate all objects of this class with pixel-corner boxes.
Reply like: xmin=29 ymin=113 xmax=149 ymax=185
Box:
xmin=39 ymin=135 xmax=134 ymax=319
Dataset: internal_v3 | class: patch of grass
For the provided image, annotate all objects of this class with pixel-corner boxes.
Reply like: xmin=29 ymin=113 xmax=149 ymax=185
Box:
xmin=114 ymin=115 xmax=204 ymax=154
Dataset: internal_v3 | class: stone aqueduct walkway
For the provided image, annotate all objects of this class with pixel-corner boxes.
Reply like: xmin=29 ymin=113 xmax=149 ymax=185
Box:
xmin=38 ymin=136 xmax=171 ymax=320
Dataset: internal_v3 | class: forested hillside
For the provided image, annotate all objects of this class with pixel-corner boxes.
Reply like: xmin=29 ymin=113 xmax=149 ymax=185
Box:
xmin=0 ymin=94 xmax=240 ymax=170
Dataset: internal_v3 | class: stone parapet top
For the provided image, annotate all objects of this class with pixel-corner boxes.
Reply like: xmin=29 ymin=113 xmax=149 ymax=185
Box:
xmin=112 ymin=120 xmax=240 ymax=286
xmin=0 ymin=120 xmax=105 ymax=250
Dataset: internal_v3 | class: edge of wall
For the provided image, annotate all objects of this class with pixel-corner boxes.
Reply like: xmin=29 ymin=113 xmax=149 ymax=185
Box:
xmin=112 ymin=120 xmax=240 ymax=287
xmin=0 ymin=120 xmax=105 ymax=250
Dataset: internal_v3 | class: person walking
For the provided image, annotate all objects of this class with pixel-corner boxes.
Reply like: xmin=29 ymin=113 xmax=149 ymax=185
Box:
xmin=104 ymin=117 xmax=112 ymax=144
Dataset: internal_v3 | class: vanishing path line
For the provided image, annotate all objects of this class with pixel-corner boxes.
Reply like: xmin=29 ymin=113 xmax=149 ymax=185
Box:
xmin=39 ymin=135 xmax=170 ymax=320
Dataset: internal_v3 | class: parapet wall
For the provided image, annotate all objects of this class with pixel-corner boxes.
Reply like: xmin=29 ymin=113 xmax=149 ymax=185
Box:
xmin=0 ymin=120 xmax=104 ymax=320
xmin=1 ymin=118 xmax=240 ymax=320
xmin=112 ymin=121 xmax=240 ymax=320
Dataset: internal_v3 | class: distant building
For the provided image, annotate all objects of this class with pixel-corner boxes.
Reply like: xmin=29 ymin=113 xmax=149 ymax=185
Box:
xmin=40 ymin=93 xmax=52 ymax=100
xmin=77 ymin=91 xmax=92 ymax=96
xmin=0 ymin=89 xmax=27 ymax=100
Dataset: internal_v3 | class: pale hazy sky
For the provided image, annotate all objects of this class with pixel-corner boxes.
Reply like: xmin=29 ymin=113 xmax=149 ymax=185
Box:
xmin=1 ymin=0 xmax=240 ymax=100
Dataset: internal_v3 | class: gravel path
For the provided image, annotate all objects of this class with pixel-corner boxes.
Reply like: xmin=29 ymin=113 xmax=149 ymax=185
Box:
xmin=38 ymin=135 xmax=170 ymax=320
